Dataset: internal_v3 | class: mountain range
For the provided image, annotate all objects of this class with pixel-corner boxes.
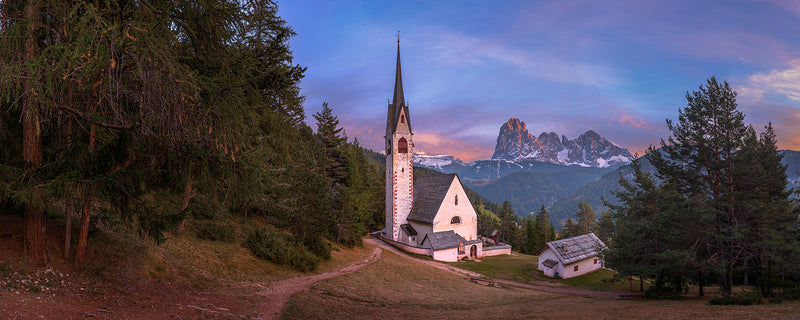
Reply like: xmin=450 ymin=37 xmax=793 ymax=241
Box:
xmin=492 ymin=118 xmax=633 ymax=168
xmin=413 ymin=118 xmax=800 ymax=228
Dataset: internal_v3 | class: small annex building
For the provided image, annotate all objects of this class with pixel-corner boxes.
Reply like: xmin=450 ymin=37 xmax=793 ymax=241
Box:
xmin=536 ymin=233 xmax=607 ymax=279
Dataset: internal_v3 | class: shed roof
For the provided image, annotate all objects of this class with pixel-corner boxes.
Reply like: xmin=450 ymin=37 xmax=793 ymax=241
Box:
xmin=542 ymin=259 xmax=558 ymax=268
xmin=407 ymin=174 xmax=460 ymax=224
xmin=536 ymin=233 xmax=606 ymax=266
xmin=422 ymin=230 xmax=467 ymax=251
xmin=400 ymin=223 xmax=417 ymax=236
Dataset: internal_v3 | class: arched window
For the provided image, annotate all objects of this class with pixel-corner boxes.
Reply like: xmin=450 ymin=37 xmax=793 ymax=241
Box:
xmin=398 ymin=138 xmax=408 ymax=153
xmin=451 ymin=216 xmax=461 ymax=224
xmin=400 ymin=115 xmax=405 ymax=123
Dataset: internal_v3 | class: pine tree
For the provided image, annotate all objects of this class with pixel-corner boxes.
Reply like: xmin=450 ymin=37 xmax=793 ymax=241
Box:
xmin=649 ymin=77 xmax=750 ymax=296
xmin=575 ymin=201 xmax=596 ymax=235
xmin=499 ymin=200 xmax=520 ymax=248
xmin=595 ymin=210 xmax=614 ymax=245
xmin=314 ymin=102 xmax=347 ymax=181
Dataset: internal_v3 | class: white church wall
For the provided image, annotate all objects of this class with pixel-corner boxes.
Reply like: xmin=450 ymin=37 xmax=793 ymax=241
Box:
xmin=431 ymin=179 xmax=477 ymax=241
xmin=481 ymin=246 xmax=510 ymax=257
xmin=432 ymin=247 xmax=459 ymax=262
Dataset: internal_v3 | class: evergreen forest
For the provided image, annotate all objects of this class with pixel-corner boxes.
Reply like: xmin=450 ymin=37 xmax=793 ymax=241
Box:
xmin=0 ymin=0 xmax=393 ymax=271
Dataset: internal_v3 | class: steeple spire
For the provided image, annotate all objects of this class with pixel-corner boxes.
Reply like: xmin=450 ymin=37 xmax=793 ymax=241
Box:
xmin=392 ymin=31 xmax=405 ymax=109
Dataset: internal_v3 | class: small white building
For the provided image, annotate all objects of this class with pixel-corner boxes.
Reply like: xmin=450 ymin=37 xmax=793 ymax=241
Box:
xmin=536 ymin=233 xmax=607 ymax=279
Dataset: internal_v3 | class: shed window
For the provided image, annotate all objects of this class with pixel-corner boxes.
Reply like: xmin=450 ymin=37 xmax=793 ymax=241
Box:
xmin=574 ymin=265 xmax=579 ymax=272
xmin=398 ymin=138 xmax=408 ymax=153
xmin=451 ymin=216 xmax=461 ymax=224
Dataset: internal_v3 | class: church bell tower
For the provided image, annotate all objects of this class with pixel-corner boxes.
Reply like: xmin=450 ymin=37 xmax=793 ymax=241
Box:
xmin=385 ymin=36 xmax=413 ymax=242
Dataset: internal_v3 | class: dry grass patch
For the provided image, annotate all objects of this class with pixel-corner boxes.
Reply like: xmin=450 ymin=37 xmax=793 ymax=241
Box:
xmin=146 ymin=231 xmax=375 ymax=289
xmin=284 ymin=247 xmax=800 ymax=320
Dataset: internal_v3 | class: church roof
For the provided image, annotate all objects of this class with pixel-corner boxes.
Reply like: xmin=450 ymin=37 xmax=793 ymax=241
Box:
xmin=387 ymin=40 xmax=412 ymax=135
xmin=536 ymin=233 xmax=607 ymax=266
xmin=422 ymin=230 xmax=467 ymax=250
xmin=407 ymin=173 xmax=459 ymax=224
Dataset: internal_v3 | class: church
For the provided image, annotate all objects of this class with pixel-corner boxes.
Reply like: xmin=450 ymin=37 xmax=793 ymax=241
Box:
xmin=377 ymin=38 xmax=511 ymax=262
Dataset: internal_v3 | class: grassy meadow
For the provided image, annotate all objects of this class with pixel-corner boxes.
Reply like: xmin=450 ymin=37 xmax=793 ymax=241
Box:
xmin=283 ymin=248 xmax=800 ymax=319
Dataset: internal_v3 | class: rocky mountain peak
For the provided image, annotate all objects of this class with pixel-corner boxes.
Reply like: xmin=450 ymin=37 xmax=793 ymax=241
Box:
xmin=491 ymin=118 xmax=633 ymax=168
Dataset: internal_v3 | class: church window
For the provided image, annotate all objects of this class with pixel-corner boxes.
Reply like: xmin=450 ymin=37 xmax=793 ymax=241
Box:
xmin=594 ymin=259 xmax=598 ymax=264
xmin=574 ymin=265 xmax=579 ymax=272
xmin=398 ymin=138 xmax=408 ymax=153
xmin=455 ymin=195 xmax=458 ymax=205
xmin=451 ymin=216 xmax=461 ymax=224
xmin=400 ymin=115 xmax=405 ymax=123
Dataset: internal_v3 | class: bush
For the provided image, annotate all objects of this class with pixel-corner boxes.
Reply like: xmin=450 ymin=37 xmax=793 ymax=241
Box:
xmin=194 ymin=222 xmax=236 ymax=242
xmin=708 ymin=291 xmax=764 ymax=305
xmin=244 ymin=226 xmax=320 ymax=272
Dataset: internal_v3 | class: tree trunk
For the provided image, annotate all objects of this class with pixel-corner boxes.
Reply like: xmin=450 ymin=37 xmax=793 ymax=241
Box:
xmin=698 ymin=270 xmax=704 ymax=297
xmin=22 ymin=0 xmax=46 ymax=265
xmin=74 ymin=185 xmax=92 ymax=266
xmin=75 ymin=94 xmax=99 ymax=266
xmin=176 ymin=173 xmax=193 ymax=234
xmin=639 ymin=275 xmax=644 ymax=292
xmin=64 ymin=196 xmax=73 ymax=260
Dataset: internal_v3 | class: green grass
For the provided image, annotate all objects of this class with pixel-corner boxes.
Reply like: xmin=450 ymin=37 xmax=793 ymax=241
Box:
xmin=561 ymin=268 xmax=628 ymax=291
xmin=452 ymin=253 xmax=630 ymax=293
xmin=449 ymin=253 xmax=547 ymax=283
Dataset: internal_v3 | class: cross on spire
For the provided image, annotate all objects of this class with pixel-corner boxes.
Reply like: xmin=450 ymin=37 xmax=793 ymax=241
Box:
xmin=396 ymin=30 xmax=401 ymax=43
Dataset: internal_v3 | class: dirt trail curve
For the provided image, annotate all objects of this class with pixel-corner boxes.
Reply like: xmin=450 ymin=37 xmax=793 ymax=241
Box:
xmin=251 ymin=245 xmax=382 ymax=319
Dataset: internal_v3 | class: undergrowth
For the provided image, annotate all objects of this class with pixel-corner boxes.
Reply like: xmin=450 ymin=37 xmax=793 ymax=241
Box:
xmin=244 ymin=226 xmax=321 ymax=272
xmin=193 ymin=221 xmax=236 ymax=242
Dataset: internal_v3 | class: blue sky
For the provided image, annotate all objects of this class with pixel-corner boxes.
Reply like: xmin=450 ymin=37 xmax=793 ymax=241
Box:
xmin=279 ymin=0 xmax=800 ymax=161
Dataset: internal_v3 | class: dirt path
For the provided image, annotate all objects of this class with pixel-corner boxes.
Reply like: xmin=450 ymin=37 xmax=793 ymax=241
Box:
xmin=366 ymin=238 xmax=620 ymax=298
xmin=251 ymin=245 xmax=382 ymax=319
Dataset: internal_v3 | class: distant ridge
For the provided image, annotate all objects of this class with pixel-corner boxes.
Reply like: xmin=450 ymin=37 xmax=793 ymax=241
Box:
xmin=492 ymin=118 xmax=633 ymax=168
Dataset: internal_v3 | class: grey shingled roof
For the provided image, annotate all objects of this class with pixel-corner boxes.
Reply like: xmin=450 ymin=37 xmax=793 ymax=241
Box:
xmin=538 ymin=233 xmax=606 ymax=266
xmin=422 ymin=230 xmax=467 ymax=250
xmin=407 ymin=173 xmax=459 ymax=224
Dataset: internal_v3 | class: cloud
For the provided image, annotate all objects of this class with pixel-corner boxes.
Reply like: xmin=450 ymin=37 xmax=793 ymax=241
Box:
xmin=741 ymin=59 xmax=800 ymax=103
xmin=616 ymin=113 xmax=655 ymax=130
xmin=420 ymin=29 xmax=618 ymax=87
xmin=413 ymin=132 xmax=495 ymax=162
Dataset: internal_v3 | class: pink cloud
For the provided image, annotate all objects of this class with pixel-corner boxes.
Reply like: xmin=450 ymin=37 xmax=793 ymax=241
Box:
xmin=616 ymin=113 xmax=654 ymax=130
xmin=414 ymin=132 xmax=495 ymax=162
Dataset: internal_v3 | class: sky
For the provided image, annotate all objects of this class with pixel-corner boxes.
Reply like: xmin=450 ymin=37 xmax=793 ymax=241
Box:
xmin=278 ymin=0 xmax=800 ymax=162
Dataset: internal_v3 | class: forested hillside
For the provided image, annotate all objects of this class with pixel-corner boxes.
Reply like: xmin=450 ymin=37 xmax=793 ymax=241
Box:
xmin=0 ymin=0 xmax=382 ymax=271
xmin=464 ymin=167 xmax=609 ymax=217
